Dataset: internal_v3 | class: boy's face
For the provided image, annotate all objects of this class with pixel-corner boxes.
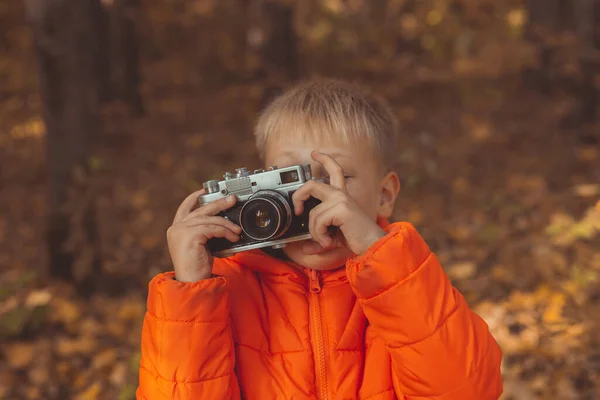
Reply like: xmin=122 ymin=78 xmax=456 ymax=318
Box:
xmin=263 ymin=133 xmax=397 ymax=271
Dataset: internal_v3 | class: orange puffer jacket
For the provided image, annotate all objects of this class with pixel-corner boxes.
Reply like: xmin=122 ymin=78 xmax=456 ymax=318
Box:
xmin=137 ymin=221 xmax=503 ymax=399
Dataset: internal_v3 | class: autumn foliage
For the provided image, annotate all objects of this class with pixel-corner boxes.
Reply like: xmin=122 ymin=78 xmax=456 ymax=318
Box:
xmin=0 ymin=0 xmax=599 ymax=399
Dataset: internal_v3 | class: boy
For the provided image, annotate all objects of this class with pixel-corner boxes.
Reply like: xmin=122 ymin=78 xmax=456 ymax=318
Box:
xmin=136 ymin=79 xmax=503 ymax=399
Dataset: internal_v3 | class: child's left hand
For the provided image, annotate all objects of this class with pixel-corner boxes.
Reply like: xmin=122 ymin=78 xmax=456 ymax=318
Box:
xmin=292 ymin=151 xmax=386 ymax=255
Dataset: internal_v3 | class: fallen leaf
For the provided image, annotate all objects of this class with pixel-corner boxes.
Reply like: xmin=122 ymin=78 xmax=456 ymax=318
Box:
xmin=28 ymin=364 xmax=49 ymax=385
xmin=92 ymin=348 xmax=118 ymax=370
xmin=574 ymin=183 xmax=600 ymax=198
xmin=2 ymin=342 xmax=35 ymax=368
xmin=56 ymin=336 xmax=97 ymax=356
xmin=110 ymin=362 xmax=128 ymax=386
xmin=25 ymin=290 xmax=52 ymax=307
xmin=51 ymin=298 xmax=81 ymax=325
xmin=446 ymin=261 xmax=478 ymax=280
xmin=118 ymin=300 xmax=145 ymax=321
xmin=118 ymin=384 xmax=137 ymax=400
xmin=542 ymin=292 xmax=566 ymax=325
xmin=74 ymin=382 xmax=102 ymax=400
xmin=575 ymin=146 xmax=598 ymax=161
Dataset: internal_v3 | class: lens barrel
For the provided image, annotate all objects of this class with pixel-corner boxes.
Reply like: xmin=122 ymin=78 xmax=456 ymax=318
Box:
xmin=239 ymin=191 xmax=291 ymax=241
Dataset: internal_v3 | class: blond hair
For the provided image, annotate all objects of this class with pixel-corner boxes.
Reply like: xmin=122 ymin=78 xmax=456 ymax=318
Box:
xmin=254 ymin=78 xmax=399 ymax=170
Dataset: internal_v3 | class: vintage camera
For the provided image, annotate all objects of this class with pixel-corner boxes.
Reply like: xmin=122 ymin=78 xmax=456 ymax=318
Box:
xmin=198 ymin=164 xmax=321 ymax=257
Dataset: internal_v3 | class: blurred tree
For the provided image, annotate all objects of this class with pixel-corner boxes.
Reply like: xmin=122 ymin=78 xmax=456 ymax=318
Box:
xmin=259 ymin=0 xmax=299 ymax=107
xmin=25 ymin=0 xmax=103 ymax=293
xmin=524 ymin=0 xmax=561 ymax=93
xmin=108 ymin=0 xmax=144 ymax=115
xmin=526 ymin=0 xmax=599 ymax=128
xmin=570 ymin=0 xmax=599 ymax=126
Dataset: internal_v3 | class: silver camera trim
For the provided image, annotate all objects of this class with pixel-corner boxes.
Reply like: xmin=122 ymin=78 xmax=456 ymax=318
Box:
xmin=212 ymin=233 xmax=313 ymax=257
xmin=198 ymin=164 xmax=318 ymax=257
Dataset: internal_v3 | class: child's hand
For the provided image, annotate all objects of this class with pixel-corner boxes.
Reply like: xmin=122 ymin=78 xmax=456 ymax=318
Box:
xmin=292 ymin=151 xmax=386 ymax=255
xmin=167 ymin=190 xmax=242 ymax=282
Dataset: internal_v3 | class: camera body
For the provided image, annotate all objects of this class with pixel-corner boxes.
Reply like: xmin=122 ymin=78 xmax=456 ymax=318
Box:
xmin=198 ymin=164 xmax=321 ymax=257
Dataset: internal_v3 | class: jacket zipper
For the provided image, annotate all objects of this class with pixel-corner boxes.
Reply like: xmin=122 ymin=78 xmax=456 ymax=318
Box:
xmin=309 ymin=269 xmax=328 ymax=400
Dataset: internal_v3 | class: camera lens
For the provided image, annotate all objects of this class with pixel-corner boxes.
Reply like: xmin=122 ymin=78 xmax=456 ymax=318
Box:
xmin=254 ymin=209 xmax=272 ymax=228
xmin=240 ymin=191 xmax=291 ymax=241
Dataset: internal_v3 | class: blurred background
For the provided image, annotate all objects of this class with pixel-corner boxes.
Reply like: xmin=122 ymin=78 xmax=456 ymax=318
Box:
xmin=1 ymin=0 xmax=599 ymax=399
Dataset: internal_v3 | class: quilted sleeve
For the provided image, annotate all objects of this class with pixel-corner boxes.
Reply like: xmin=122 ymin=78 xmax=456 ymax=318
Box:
xmin=346 ymin=222 xmax=503 ymax=399
xmin=136 ymin=272 xmax=240 ymax=400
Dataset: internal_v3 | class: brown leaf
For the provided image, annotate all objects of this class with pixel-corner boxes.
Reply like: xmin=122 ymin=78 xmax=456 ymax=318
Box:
xmin=50 ymin=298 xmax=81 ymax=326
xmin=446 ymin=262 xmax=478 ymax=280
xmin=2 ymin=342 xmax=35 ymax=368
xmin=92 ymin=348 xmax=118 ymax=370
xmin=110 ymin=362 xmax=128 ymax=386
xmin=56 ymin=336 xmax=97 ymax=356
xmin=573 ymin=183 xmax=600 ymax=198
xmin=74 ymin=382 xmax=102 ymax=400
xmin=25 ymin=290 xmax=52 ymax=308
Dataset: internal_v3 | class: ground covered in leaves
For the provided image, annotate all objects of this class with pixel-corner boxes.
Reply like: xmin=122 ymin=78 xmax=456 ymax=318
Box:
xmin=1 ymin=1 xmax=600 ymax=399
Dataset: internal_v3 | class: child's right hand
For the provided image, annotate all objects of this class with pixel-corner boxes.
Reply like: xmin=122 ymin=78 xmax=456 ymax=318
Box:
xmin=167 ymin=190 xmax=242 ymax=282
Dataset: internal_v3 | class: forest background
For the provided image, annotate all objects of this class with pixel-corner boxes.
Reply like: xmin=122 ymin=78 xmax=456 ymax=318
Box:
xmin=0 ymin=0 xmax=599 ymax=399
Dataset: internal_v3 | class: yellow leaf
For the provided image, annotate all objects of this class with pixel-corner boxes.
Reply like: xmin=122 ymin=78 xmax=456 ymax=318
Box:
xmin=506 ymin=8 xmax=526 ymax=28
xmin=51 ymin=298 xmax=81 ymax=325
xmin=426 ymin=10 xmax=443 ymax=26
xmin=74 ymin=382 xmax=102 ymax=400
xmin=25 ymin=290 xmax=52 ymax=307
xmin=571 ymin=221 xmax=596 ymax=239
xmin=509 ymin=290 xmax=537 ymax=310
xmin=447 ymin=262 xmax=477 ymax=280
xmin=2 ymin=342 xmax=35 ymax=368
xmin=542 ymin=292 xmax=566 ymax=324
xmin=533 ymin=284 xmax=551 ymax=303
xmin=545 ymin=213 xmax=574 ymax=236
xmin=573 ymin=183 xmax=600 ymax=197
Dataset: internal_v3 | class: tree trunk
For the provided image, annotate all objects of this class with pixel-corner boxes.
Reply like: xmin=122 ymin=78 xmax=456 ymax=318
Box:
xmin=574 ymin=0 xmax=600 ymax=124
xmin=26 ymin=0 xmax=102 ymax=293
xmin=259 ymin=0 xmax=299 ymax=108
xmin=523 ymin=0 xmax=561 ymax=94
xmin=109 ymin=0 xmax=144 ymax=115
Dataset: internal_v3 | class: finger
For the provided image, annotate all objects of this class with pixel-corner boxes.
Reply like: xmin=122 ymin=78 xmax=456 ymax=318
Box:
xmin=182 ymin=215 xmax=242 ymax=234
xmin=194 ymin=194 xmax=238 ymax=217
xmin=309 ymin=203 xmax=337 ymax=248
xmin=311 ymin=151 xmax=346 ymax=190
xmin=311 ymin=202 xmax=350 ymax=249
xmin=193 ymin=224 xmax=241 ymax=244
xmin=292 ymin=180 xmax=333 ymax=215
xmin=302 ymin=231 xmax=344 ymax=255
xmin=173 ymin=189 xmax=206 ymax=224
